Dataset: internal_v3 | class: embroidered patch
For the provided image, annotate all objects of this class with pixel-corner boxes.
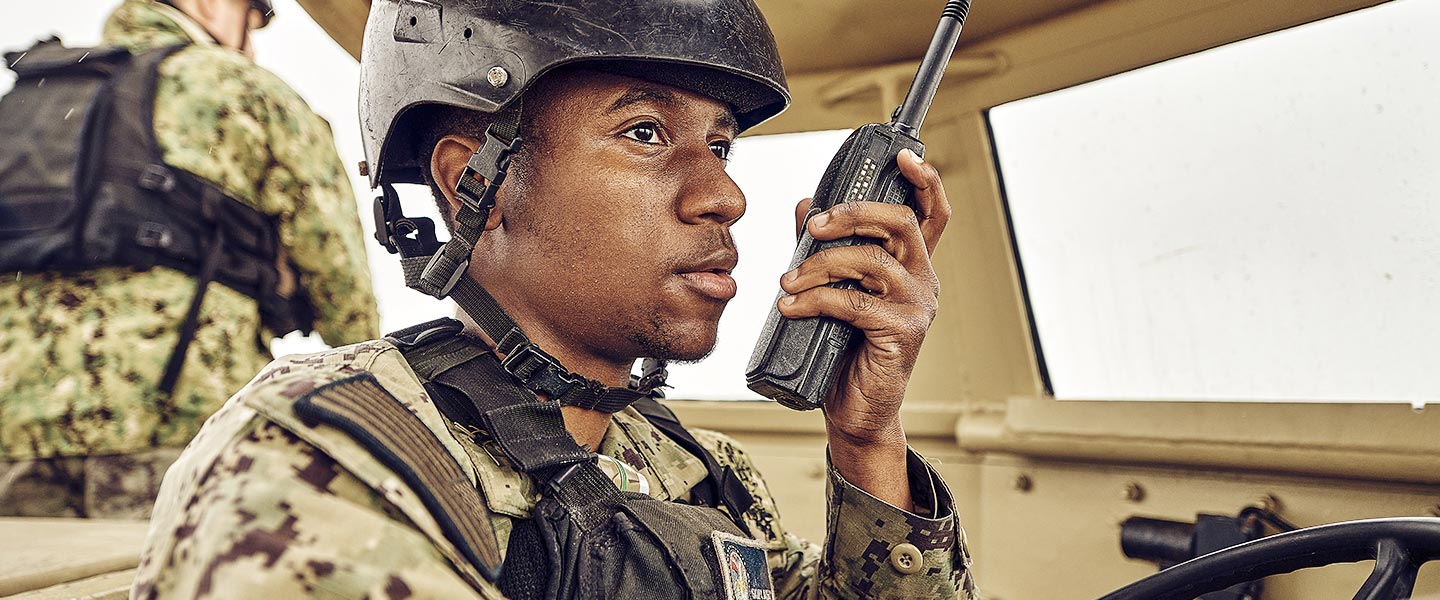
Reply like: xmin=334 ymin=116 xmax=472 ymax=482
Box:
xmin=712 ymin=531 xmax=775 ymax=600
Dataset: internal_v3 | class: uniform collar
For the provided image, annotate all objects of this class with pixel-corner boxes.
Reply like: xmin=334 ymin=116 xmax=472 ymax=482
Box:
xmin=464 ymin=405 xmax=711 ymax=518
xmin=597 ymin=407 xmax=711 ymax=501
xmin=102 ymin=0 xmax=218 ymax=52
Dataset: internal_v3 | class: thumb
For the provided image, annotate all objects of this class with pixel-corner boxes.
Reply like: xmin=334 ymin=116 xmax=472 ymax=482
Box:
xmin=794 ymin=197 xmax=814 ymax=239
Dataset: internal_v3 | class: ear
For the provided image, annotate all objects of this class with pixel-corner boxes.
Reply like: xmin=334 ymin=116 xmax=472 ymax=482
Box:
xmin=429 ymin=135 xmax=506 ymax=231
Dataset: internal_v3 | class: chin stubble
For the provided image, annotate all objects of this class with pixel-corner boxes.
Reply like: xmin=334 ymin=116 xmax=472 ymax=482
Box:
xmin=628 ymin=315 xmax=715 ymax=364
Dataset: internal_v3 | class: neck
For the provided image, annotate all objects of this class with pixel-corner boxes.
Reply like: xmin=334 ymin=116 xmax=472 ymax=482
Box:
xmin=168 ymin=0 xmax=244 ymax=51
xmin=455 ymin=304 xmax=634 ymax=387
xmin=455 ymin=307 xmax=628 ymax=451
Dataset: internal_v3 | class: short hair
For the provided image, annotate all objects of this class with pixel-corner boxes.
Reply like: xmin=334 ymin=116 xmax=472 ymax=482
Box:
xmin=414 ymin=105 xmax=496 ymax=231
xmin=412 ymin=86 xmax=559 ymax=233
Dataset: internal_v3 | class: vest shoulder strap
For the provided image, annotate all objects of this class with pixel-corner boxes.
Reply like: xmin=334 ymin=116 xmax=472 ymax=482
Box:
xmin=388 ymin=318 xmax=757 ymax=529
xmin=292 ymin=372 xmax=503 ymax=583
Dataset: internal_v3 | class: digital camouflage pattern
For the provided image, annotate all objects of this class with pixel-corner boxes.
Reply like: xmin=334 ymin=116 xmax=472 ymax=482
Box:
xmin=0 ymin=447 xmax=182 ymax=519
xmin=133 ymin=341 xmax=978 ymax=599
xmin=0 ymin=0 xmax=379 ymax=462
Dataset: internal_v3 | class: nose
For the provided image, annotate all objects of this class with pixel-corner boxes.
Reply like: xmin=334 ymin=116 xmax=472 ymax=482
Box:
xmin=677 ymin=155 xmax=746 ymax=226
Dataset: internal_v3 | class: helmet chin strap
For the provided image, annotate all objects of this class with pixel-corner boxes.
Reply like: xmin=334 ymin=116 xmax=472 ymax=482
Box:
xmin=373 ymin=100 xmax=668 ymax=413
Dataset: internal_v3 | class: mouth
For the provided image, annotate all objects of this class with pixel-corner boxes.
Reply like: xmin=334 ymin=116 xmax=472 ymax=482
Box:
xmin=675 ymin=250 xmax=739 ymax=301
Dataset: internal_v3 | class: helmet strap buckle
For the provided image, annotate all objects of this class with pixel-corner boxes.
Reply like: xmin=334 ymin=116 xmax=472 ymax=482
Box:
xmin=419 ymin=122 xmax=523 ymax=298
xmin=373 ymin=183 xmax=441 ymax=257
xmin=455 ymin=127 xmax=523 ymax=215
xmin=372 ymin=183 xmax=403 ymax=254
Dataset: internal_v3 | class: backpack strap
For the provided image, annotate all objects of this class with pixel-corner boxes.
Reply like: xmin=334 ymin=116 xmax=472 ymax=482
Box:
xmin=388 ymin=319 xmax=593 ymax=475
xmin=109 ymin=42 xmax=205 ymax=395
xmin=157 ymin=213 xmax=223 ymax=393
xmin=390 ymin=319 xmax=626 ymax=535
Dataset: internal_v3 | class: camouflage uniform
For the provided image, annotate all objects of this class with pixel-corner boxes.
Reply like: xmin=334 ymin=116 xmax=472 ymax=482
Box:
xmin=133 ymin=340 xmax=978 ymax=599
xmin=0 ymin=0 xmax=379 ymax=517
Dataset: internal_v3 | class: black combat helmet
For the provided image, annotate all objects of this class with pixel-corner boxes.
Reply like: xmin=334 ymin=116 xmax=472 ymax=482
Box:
xmin=358 ymin=0 xmax=791 ymax=188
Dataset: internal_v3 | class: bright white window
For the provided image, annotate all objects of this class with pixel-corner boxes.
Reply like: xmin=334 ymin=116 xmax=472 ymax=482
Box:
xmin=666 ymin=129 xmax=851 ymax=400
xmin=989 ymin=0 xmax=1439 ymax=405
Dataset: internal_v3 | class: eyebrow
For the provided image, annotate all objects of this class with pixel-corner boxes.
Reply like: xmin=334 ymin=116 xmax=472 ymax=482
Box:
xmin=714 ymin=111 xmax=739 ymax=137
xmin=607 ymin=85 xmax=740 ymax=137
xmin=607 ymin=86 xmax=681 ymax=113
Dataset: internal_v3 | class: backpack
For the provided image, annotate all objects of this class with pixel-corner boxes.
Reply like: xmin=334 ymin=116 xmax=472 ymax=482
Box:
xmin=0 ymin=38 xmax=314 ymax=393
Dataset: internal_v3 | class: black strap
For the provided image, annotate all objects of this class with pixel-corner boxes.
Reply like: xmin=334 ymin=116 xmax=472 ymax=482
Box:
xmin=390 ymin=322 xmax=592 ymax=474
xmin=405 ymin=100 xmax=524 ymax=299
xmin=157 ymin=205 xmax=223 ymax=394
xmin=388 ymin=320 xmax=754 ymax=531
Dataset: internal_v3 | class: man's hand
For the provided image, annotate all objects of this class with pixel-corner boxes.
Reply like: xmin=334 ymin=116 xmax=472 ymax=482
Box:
xmin=777 ymin=149 xmax=950 ymax=509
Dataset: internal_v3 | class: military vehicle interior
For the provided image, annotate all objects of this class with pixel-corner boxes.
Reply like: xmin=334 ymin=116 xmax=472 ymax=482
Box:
xmin=2 ymin=0 xmax=1436 ymax=598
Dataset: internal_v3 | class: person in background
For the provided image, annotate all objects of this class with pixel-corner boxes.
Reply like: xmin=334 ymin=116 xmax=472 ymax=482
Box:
xmin=0 ymin=0 xmax=379 ymax=519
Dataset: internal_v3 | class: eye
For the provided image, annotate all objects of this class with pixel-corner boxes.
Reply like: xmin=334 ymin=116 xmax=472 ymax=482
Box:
xmin=709 ymin=140 xmax=732 ymax=161
xmin=621 ymin=122 xmax=661 ymax=144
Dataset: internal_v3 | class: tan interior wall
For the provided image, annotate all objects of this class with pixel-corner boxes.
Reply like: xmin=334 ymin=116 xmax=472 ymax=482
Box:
xmin=672 ymin=0 xmax=1440 ymax=597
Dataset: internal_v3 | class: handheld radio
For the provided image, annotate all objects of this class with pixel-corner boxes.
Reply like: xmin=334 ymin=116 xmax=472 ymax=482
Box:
xmin=745 ymin=0 xmax=974 ymax=411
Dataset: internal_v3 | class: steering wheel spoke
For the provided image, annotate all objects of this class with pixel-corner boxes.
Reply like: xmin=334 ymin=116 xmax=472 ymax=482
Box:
xmin=1100 ymin=518 xmax=1440 ymax=600
xmin=1355 ymin=538 xmax=1420 ymax=600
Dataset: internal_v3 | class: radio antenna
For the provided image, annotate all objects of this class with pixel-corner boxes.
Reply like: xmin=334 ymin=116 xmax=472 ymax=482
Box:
xmin=892 ymin=0 xmax=972 ymax=136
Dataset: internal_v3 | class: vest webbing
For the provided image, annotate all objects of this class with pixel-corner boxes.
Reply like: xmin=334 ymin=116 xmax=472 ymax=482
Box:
xmin=385 ymin=318 xmax=756 ymax=527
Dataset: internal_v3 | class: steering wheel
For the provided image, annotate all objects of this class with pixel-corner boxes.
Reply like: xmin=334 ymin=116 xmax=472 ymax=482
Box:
xmin=1099 ymin=518 xmax=1440 ymax=600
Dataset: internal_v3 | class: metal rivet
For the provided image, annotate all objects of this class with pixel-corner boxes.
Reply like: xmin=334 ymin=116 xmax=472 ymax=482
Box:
xmin=487 ymin=66 xmax=509 ymax=88
xmin=1013 ymin=474 xmax=1033 ymax=493
xmin=889 ymin=543 xmax=924 ymax=575
xmin=1123 ymin=482 xmax=1146 ymax=503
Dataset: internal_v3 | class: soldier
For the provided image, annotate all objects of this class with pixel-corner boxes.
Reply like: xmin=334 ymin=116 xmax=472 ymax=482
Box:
xmin=0 ymin=0 xmax=379 ymax=518
xmin=133 ymin=1 xmax=976 ymax=598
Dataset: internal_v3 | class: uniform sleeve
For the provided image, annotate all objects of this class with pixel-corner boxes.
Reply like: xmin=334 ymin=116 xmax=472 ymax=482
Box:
xmin=133 ymin=420 xmax=494 ymax=599
xmin=692 ymin=430 xmax=978 ymax=600
xmin=254 ymin=78 xmax=380 ymax=345
xmin=813 ymin=448 xmax=978 ymax=599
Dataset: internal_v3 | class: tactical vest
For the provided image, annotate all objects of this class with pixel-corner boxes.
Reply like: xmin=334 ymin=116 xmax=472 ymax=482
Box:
xmin=0 ymin=38 xmax=313 ymax=392
xmin=375 ymin=318 xmax=777 ymax=600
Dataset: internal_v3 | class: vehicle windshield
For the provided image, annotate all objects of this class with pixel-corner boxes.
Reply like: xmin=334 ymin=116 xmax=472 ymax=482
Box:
xmin=988 ymin=0 xmax=1439 ymax=406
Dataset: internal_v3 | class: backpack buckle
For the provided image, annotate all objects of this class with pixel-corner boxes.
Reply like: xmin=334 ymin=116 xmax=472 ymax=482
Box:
xmin=135 ymin=222 xmax=173 ymax=249
xmin=137 ymin=164 xmax=176 ymax=193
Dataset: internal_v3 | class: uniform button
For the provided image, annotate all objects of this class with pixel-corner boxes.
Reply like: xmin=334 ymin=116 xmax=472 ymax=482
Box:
xmin=889 ymin=543 xmax=923 ymax=574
